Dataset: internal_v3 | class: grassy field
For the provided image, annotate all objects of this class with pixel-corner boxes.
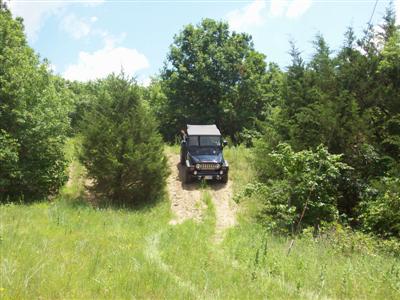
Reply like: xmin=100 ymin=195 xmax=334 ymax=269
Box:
xmin=1 ymin=139 xmax=399 ymax=299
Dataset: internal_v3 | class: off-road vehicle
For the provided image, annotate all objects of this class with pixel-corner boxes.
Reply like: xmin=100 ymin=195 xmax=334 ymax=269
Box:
xmin=180 ymin=124 xmax=229 ymax=183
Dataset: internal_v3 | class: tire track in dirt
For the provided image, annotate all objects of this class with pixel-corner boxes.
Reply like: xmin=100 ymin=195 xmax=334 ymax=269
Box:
xmin=167 ymin=154 xmax=237 ymax=241
xmin=150 ymin=153 xmax=237 ymax=297
xmin=209 ymin=180 xmax=237 ymax=243
xmin=167 ymin=154 xmax=206 ymax=225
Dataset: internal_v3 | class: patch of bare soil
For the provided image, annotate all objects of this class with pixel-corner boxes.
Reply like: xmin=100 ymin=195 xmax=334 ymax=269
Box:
xmin=209 ymin=180 xmax=237 ymax=243
xmin=167 ymin=154 xmax=237 ymax=241
xmin=167 ymin=154 xmax=206 ymax=225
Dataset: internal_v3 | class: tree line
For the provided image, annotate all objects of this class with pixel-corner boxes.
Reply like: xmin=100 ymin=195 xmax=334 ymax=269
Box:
xmin=1 ymin=2 xmax=399 ymax=237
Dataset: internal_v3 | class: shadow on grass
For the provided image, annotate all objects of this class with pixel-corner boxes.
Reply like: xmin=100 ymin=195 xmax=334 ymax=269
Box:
xmin=94 ymin=193 xmax=166 ymax=212
xmin=63 ymin=182 xmax=167 ymax=212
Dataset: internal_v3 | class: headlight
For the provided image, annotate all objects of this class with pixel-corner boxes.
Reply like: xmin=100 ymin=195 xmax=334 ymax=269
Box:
xmin=195 ymin=163 xmax=200 ymax=169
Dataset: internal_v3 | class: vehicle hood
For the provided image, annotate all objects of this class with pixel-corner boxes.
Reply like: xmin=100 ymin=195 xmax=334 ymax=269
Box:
xmin=188 ymin=150 xmax=223 ymax=164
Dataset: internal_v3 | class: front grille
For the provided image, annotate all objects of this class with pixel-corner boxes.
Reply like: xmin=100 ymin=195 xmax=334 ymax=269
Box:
xmin=198 ymin=163 xmax=219 ymax=170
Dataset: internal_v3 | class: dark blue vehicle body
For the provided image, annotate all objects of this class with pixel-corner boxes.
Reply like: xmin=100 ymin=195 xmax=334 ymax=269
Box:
xmin=180 ymin=125 xmax=229 ymax=183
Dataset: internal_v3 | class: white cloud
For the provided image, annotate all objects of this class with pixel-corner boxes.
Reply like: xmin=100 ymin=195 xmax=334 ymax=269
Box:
xmin=5 ymin=0 xmax=104 ymax=42
xmin=286 ymin=0 xmax=312 ymax=18
xmin=90 ymin=16 xmax=98 ymax=23
xmin=226 ymin=0 xmax=313 ymax=30
xmin=270 ymin=0 xmax=289 ymax=17
xmin=396 ymin=0 xmax=400 ymax=25
xmin=6 ymin=0 xmax=67 ymax=41
xmin=61 ymin=14 xmax=91 ymax=39
xmin=103 ymin=31 xmax=128 ymax=48
xmin=227 ymin=0 xmax=267 ymax=31
xmin=63 ymin=46 xmax=149 ymax=82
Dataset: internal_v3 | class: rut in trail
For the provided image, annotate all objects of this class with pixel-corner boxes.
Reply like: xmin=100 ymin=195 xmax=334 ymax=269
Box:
xmin=209 ymin=180 xmax=237 ymax=243
xmin=167 ymin=154 xmax=206 ymax=225
xmin=167 ymin=154 xmax=237 ymax=242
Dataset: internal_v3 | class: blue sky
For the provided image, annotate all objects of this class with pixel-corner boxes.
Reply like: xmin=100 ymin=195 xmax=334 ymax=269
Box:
xmin=6 ymin=0 xmax=400 ymax=84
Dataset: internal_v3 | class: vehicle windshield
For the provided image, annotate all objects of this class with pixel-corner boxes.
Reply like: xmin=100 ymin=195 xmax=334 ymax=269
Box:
xmin=188 ymin=135 xmax=221 ymax=147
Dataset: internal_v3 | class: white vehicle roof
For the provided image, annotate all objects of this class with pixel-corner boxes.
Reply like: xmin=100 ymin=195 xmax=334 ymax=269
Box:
xmin=187 ymin=124 xmax=221 ymax=136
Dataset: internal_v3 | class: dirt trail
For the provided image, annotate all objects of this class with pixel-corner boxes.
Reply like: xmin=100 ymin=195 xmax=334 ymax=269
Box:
xmin=209 ymin=180 xmax=237 ymax=243
xmin=167 ymin=154 xmax=205 ymax=225
xmin=167 ymin=154 xmax=237 ymax=241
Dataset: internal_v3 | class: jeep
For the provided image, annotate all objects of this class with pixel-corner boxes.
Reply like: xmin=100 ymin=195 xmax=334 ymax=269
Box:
xmin=180 ymin=124 xmax=229 ymax=183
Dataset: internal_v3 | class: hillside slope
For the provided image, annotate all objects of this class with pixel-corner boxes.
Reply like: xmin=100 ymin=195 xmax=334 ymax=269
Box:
xmin=0 ymin=142 xmax=399 ymax=299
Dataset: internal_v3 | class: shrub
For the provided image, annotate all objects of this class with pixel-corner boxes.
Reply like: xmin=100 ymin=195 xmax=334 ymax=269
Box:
xmin=359 ymin=176 xmax=400 ymax=238
xmin=253 ymin=143 xmax=350 ymax=231
xmin=237 ymin=181 xmax=297 ymax=233
xmin=79 ymin=75 xmax=168 ymax=206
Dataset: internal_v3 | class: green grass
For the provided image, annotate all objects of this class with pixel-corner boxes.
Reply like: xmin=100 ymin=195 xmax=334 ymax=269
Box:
xmin=224 ymin=145 xmax=255 ymax=192
xmin=1 ymin=139 xmax=399 ymax=299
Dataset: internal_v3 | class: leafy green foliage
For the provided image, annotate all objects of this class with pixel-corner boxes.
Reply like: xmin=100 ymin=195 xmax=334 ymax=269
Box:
xmin=0 ymin=130 xmax=20 ymax=191
xmin=359 ymin=177 xmax=400 ymax=238
xmin=252 ymin=143 xmax=350 ymax=231
xmin=79 ymin=75 xmax=168 ymax=206
xmin=65 ymin=81 xmax=98 ymax=134
xmin=251 ymin=8 xmax=400 ymax=237
xmin=0 ymin=7 xmax=71 ymax=201
xmin=236 ymin=181 xmax=296 ymax=233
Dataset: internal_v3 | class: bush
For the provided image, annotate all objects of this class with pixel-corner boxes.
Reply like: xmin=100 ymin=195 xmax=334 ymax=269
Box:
xmin=79 ymin=75 xmax=168 ymax=206
xmin=0 ymin=8 xmax=71 ymax=201
xmin=236 ymin=182 xmax=296 ymax=233
xmin=359 ymin=176 xmax=400 ymax=238
xmin=252 ymin=143 xmax=350 ymax=232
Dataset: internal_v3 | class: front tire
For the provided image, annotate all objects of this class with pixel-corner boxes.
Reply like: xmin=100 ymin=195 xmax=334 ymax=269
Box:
xmin=180 ymin=152 xmax=185 ymax=165
xmin=221 ymin=173 xmax=228 ymax=183
xmin=184 ymin=168 xmax=192 ymax=184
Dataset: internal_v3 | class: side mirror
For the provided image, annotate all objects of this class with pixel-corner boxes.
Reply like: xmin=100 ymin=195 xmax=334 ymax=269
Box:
xmin=223 ymin=140 xmax=228 ymax=147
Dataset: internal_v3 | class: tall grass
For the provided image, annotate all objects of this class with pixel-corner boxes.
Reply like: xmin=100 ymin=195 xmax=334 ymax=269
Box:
xmin=224 ymin=145 xmax=254 ymax=192
xmin=1 ymin=139 xmax=399 ymax=299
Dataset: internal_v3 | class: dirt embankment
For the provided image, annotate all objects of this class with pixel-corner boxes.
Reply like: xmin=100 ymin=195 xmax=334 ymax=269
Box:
xmin=166 ymin=154 xmax=237 ymax=241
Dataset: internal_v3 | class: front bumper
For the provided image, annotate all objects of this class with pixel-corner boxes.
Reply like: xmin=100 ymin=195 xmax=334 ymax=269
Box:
xmin=190 ymin=172 xmax=227 ymax=181
xmin=186 ymin=160 xmax=228 ymax=181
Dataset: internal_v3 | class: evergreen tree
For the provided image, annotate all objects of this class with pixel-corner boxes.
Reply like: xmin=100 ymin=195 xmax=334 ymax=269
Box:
xmin=80 ymin=75 xmax=168 ymax=205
